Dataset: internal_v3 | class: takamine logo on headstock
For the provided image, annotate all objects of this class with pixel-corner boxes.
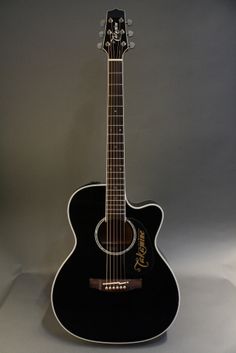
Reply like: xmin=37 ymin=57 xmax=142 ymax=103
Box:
xmin=97 ymin=8 xmax=135 ymax=59
xmin=134 ymin=229 xmax=150 ymax=272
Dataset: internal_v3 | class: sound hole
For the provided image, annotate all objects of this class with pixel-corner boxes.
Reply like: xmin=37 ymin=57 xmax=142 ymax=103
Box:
xmin=95 ymin=218 xmax=136 ymax=255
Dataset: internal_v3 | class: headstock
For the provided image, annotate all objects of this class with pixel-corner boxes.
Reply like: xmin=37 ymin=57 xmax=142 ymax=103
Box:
xmin=97 ymin=9 xmax=135 ymax=59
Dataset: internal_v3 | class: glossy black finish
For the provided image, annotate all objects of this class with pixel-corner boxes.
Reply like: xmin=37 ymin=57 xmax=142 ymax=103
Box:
xmin=51 ymin=184 xmax=179 ymax=343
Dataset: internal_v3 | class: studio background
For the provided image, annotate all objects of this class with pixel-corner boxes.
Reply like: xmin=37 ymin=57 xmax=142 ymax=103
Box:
xmin=0 ymin=0 xmax=236 ymax=352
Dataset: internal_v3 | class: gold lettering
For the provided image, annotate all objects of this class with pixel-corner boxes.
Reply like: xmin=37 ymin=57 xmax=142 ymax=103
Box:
xmin=134 ymin=229 xmax=149 ymax=272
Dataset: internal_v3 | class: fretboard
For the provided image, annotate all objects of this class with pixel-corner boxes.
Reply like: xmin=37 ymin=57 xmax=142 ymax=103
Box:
xmin=106 ymin=60 xmax=126 ymax=221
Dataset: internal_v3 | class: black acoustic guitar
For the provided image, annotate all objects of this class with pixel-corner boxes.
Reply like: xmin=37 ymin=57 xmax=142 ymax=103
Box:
xmin=51 ymin=9 xmax=180 ymax=344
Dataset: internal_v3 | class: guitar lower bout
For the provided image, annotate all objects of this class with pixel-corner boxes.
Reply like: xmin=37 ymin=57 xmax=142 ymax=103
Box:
xmin=51 ymin=183 xmax=180 ymax=344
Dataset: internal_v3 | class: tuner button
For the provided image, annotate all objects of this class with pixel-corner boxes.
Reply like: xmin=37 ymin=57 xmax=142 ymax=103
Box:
xmin=127 ymin=19 xmax=133 ymax=26
xmin=97 ymin=42 xmax=103 ymax=49
xmin=100 ymin=19 xmax=105 ymax=27
xmin=129 ymin=42 xmax=135 ymax=49
xmin=99 ymin=31 xmax=104 ymax=38
xmin=128 ymin=30 xmax=134 ymax=37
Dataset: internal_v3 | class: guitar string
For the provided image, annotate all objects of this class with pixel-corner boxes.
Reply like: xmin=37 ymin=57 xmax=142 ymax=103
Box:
xmin=110 ymin=40 xmax=113 ymax=285
xmin=111 ymin=39 xmax=115 ymax=284
xmin=106 ymin=37 xmax=109 ymax=287
xmin=118 ymin=34 xmax=124 ymax=282
xmin=107 ymin=32 xmax=112 ymax=287
xmin=118 ymin=38 xmax=122 ymax=282
xmin=117 ymin=28 xmax=123 ymax=282
xmin=112 ymin=39 xmax=115 ymax=284
xmin=106 ymin=22 xmax=127 ymax=286
xmin=119 ymin=32 xmax=123 ymax=282
xmin=119 ymin=44 xmax=123 ymax=281
xmin=115 ymin=58 xmax=118 ymax=283
xmin=116 ymin=45 xmax=119 ymax=283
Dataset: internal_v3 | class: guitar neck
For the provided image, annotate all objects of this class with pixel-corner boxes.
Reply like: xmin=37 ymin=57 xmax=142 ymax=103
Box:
xmin=105 ymin=59 xmax=126 ymax=221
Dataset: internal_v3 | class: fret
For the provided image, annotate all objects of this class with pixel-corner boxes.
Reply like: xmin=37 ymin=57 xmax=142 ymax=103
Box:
xmin=108 ymin=130 xmax=123 ymax=134
xmin=108 ymin=145 xmax=124 ymax=148
xmin=107 ymin=177 xmax=124 ymax=180
xmin=108 ymin=136 xmax=123 ymax=140
xmin=107 ymin=189 xmax=125 ymax=197
xmin=108 ymin=139 xmax=123 ymax=143
xmin=109 ymin=84 xmax=123 ymax=86
xmin=108 ymin=148 xmax=123 ymax=150
xmin=106 ymin=195 xmax=124 ymax=198
xmin=108 ymin=128 xmax=123 ymax=130
xmin=107 ymin=188 xmax=124 ymax=191
xmin=107 ymin=201 xmax=125 ymax=204
xmin=107 ymin=193 xmax=124 ymax=198
xmin=107 ymin=210 xmax=125 ymax=212
xmin=106 ymin=195 xmax=125 ymax=198
xmin=107 ymin=171 xmax=124 ymax=174
xmin=106 ymin=201 xmax=125 ymax=204
xmin=107 ymin=203 xmax=125 ymax=206
xmin=107 ymin=176 xmax=124 ymax=179
xmin=108 ymin=142 xmax=124 ymax=145
xmin=106 ymin=195 xmax=125 ymax=197
xmin=107 ymin=167 xmax=123 ymax=172
xmin=108 ymin=149 xmax=124 ymax=152
xmin=108 ymin=153 xmax=123 ymax=155
xmin=106 ymin=200 xmax=125 ymax=202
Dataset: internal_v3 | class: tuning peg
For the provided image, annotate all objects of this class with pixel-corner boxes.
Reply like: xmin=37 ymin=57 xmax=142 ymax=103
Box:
xmin=127 ymin=19 xmax=133 ymax=26
xmin=100 ymin=19 xmax=105 ymax=27
xmin=99 ymin=31 xmax=104 ymax=38
xmin=128 ymin=30 xmax=134 ymax=37
xmin=129 ymin=42 xmax=135 ymax=49
xmin=97 ymin=42 xmax=103 ymax=49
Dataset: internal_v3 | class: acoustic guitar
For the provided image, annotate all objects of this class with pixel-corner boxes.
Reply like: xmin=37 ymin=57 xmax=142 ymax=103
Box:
xmin=51 ymin=8 xmax=180 ymax=344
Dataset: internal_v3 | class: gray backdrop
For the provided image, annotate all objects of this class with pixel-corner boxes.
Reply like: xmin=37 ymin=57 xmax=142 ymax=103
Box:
xmin=0 ymin=0 xmax=236 ymax=352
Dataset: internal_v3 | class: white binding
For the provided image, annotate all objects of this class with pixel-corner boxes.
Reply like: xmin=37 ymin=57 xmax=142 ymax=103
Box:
xmin=51 ymin=183 xmax=181 ymax=345
xmin=94 ymin=217 xmax=137 ymax=256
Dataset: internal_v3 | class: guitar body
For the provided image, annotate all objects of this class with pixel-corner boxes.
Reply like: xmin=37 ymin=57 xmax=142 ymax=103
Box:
xmin=51 ymin=183 xmax=180 ymax=344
